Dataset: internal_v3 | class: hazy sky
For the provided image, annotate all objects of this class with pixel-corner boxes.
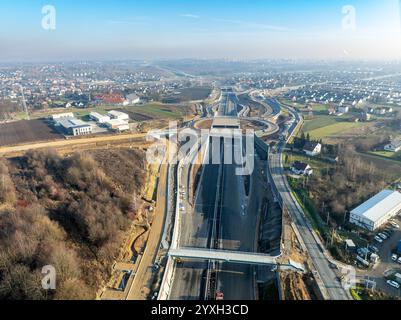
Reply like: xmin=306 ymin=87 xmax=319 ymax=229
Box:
xmin=1 ymin=0 xmax=401 ymax=62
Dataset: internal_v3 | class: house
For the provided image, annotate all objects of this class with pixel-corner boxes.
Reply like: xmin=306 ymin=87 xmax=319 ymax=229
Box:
xmin=290 ymin=161 xmax=313 ymax=176
xmin=303 ymin=141 xmax=322 ymax=157
xmin=349 ymin=190 xmax=401 ymax=231
xmin=328 ymin=107 xmax=336 ymax=115
xmin=375 ymin=108 xmax=387 ymax=115
xmin=365 ymin=107 xmax=374 ymax=114
xmin=384 ymin=140 xmax=401 ymax=152
xmin=124 ymin=93 xmax=141 ymax=105
xmin=358 ymin=112 xmax=371 ymax=122
xmin=338 ymin=105 xmax=349 ymax=114
xmin=107 ymin=110 xmax=130 ymax=121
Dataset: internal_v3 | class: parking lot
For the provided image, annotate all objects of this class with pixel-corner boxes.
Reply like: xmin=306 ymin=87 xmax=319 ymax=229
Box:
xmin=356 ymin=215 xmax=401 ymax=298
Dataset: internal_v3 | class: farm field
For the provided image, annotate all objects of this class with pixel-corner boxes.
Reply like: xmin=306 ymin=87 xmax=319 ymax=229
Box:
xmin=306 ymin=121 xmax=363 ymax=139
xmin=301 ymin=114 xmax=355 ymax=132
xmin=367 ymin=150 xmax=401 ymax=163
xmin=0 ymin=119 xmax=63 ymax=146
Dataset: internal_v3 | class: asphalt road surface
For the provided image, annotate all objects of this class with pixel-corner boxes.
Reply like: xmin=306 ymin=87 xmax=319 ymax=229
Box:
xmin=170 ymin=90 xmax=260 ymax=300
xmin=268 ymin=102 xmax=351 ymax=300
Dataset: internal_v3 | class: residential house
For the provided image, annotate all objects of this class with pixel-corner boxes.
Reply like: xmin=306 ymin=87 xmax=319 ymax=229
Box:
xmin=338 ymin=105 xmax=349 ymax=114
xmin=290 ymin=161 xmax=313 ymax=176
xmin=384 ymin=140 xmax=401 ymax=152
xmin=303 ymin=141 xmax=322 ymax=157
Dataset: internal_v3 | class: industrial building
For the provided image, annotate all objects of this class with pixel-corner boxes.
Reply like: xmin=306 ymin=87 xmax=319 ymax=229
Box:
xmin=107 ymin=110 xmax=130 ymax=121
xmin=105 ymin=119 xmax=130 ymax=132
xmin=58 ymin=118 xmax=93 ymax=136
xmin=51 ymin=112 xmax=74 ymax=121
xmin=349 ymin=190 xmax=401 ymax=231
xmin=89 ymin=112 xmax=110 ymax=123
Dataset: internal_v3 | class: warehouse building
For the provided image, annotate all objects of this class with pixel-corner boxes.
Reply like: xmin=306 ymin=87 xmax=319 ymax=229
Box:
xmin=349 ymin=190 xmax=401 ymax=231
xmin=107 ymin=110 xmax=130 ymax=121
xmin=58 ymin=118 xmax=93 ymax=136
xmin=51 ymin=112 xmax=74 ymax=121
xmin=89 ymin=112 xmax=110 ymax=123
xmin=105 ymin=119 xmax=130 ymax=132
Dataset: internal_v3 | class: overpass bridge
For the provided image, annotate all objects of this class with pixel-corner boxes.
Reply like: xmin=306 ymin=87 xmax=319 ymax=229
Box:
xmin=168 ymin=248 xmax=304 ymax=272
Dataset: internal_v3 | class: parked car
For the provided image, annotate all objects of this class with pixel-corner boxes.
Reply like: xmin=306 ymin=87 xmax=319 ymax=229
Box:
xmin=392 ymin=254 xmax=398 ymax=262
xmin=369 ymin=246 xmax=379 ymax=254
xmin=382 ymin=231 xmax=391 ymax=238
xmin=384 ymin=228 xmax=394 ymax=235
xmin=378 ymin=233 xmax=387 ymax=240
xmin=390 ymin=221 xmax=400 ymax=229
xmin=374 ymin=236 xmax=383 ymax=243
xmin=387 ymin=280 xmax=400 ymax=289
xmin=398 ymin=257 xmax=401 ymax=264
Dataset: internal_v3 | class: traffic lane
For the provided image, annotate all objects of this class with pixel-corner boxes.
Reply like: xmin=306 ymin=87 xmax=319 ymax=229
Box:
xmin=180 ymin=162 xmax=220 ymax=248
xmin=217 ymin=263 xmax=255 ymax=300
xmin=220 ymin=163 xmax=258 ymax=252
xmin=169 ymin=261 xmax=208 ymax=300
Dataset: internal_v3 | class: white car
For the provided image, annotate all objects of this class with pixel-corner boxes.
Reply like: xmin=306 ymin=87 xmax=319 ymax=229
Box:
xmin=398 ymin=257 xmax=401 ymax=264
xmin=387 ymin=280 xmax=400 ymax=289
xmin=392 ymin=254 xmax=398 ymax=262
xmin=378 ymin=233 xmax=387 ymax=240
xmin=390 ymin=221 xmax=400 ymax=229
xmin=374 ymin=236 xmax=383 ymax=243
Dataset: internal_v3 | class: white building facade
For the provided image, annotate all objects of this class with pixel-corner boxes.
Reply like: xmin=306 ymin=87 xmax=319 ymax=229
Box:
xmin=349 ymin=190 xmax=401 ymax=231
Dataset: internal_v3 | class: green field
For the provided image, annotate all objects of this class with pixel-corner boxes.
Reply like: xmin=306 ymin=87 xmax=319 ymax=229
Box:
xmin=306 ymin=121 xmax=362 ymax=139
xmin=367 ymin=150 xmax=401 ymax=162
xmin=310 ymin=104 xmax=328 ymax=112
xmin=301 ymin=115 xmax=340 ymax=132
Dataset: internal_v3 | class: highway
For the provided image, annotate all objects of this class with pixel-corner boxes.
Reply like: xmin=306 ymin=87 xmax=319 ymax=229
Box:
xmin=170 ymin=89 xmax=260 ymax=300
xmin=167 ymin=91 xmax=351 ymax=300
xmin=268 ymin=101 xmax=351 ymax=300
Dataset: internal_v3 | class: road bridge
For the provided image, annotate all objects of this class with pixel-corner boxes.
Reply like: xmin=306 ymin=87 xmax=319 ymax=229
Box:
xmin=169 ymin=248 xmax=305 ymax=272
xmin=169 ymin=248 xmax=278 ymax=265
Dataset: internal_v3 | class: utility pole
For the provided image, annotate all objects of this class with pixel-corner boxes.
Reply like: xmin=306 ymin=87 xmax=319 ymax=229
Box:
xmin=19 ymin=84 xmax=30 ymax=120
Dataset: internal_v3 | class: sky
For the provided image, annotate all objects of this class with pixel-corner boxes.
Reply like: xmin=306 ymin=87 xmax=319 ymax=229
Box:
xmin=0 ymin=0 xmax=401 ymax=62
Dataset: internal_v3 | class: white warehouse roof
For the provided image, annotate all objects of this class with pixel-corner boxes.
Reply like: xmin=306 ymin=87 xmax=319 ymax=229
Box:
xmin=351 ymin=190 xmax=401 ymax=223
xmin=108 ymin=110 xmax=129 ymax=119
xmin=90 ymin=111 xmax=108 ymax=118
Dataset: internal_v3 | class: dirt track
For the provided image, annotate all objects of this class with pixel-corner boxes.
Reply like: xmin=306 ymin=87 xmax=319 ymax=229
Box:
xmin=0 ymin=132 xmax=148 ymax=157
